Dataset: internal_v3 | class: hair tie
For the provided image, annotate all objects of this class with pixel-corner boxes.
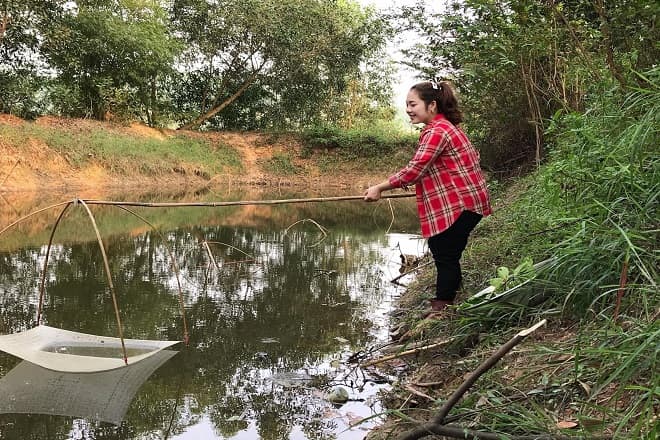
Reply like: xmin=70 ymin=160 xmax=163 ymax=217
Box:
xmin=431 ymin=77 xmax=443 ymax=90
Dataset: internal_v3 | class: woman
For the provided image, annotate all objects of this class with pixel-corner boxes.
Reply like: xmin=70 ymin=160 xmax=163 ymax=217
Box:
xmin=364 ymin=81 xmax=491 ymax=315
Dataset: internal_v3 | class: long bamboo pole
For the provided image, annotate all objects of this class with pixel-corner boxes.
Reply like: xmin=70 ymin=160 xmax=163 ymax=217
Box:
xmin=81 ymin=192 xmax=415 ymax=208
xmin=0 ymin=201 xmax=72 ymax=236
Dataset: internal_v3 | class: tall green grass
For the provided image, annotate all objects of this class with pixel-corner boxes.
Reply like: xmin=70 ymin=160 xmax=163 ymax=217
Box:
xmin=537 ymin=69 xmax=659 ymax=316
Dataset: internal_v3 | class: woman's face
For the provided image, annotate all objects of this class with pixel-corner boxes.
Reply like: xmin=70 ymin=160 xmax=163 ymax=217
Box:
xmin=406 ymin=89 xmax=437 ymax=125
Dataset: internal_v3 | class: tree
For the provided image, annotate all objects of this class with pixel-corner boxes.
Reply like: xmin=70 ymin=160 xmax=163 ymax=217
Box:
xmin=41 ymin=0 xmax=180 ymax=123
xmin=396 ymin=0 xmax=659 ymax=170
xmin=170 ymin=0 xmax=389 ymax=130
xmin=0 ymin=0 xmax=62 ymax=117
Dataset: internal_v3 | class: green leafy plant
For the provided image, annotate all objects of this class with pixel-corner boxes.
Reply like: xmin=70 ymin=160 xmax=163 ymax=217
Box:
xmin=489 ymin=256 xmax=535 ymax=292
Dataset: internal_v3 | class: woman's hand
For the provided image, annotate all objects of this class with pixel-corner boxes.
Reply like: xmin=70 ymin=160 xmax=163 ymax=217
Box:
xmin=364 ymin=185 xmax=382 ymax=202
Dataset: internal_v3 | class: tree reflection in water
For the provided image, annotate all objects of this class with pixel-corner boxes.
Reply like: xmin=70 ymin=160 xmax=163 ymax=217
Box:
xmin=0 ymin=194 xmax=421 ymax=439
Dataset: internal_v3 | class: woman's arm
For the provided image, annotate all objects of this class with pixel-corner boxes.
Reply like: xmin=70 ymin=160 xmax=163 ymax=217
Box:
xmin=364 ymin=179 xmax=395 ymax=201
xmin=390 ymin=129 xmax=447 ymax=188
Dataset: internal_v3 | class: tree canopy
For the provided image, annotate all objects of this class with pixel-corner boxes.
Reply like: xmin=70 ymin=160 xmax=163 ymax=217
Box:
xmin=0 ymin=0 xmax=393 ymax=129
xmin=397 ymin=0 xmax=659 ymax=169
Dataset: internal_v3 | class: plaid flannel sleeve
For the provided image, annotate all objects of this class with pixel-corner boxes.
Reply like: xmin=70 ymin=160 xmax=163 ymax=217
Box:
xmin=389 ymin=128 xmax=448 ymax=189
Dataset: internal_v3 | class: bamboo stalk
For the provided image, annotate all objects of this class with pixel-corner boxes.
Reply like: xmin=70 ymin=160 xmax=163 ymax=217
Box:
xmin=81 ymin=192 xmax=415 ymax=208
xmin=202 ymin=241 xmax=220 ymax=271
xmin=397 ymin=319 xmax=548 ymax=440
xmin=78 ymin=200 xmax=129 ymax=365
xmin=0 ymin=201 xmax=72 ymax=236
xmin=37 ymin=202 xmax=72 ymax=325
xmin=434 ymin=320 xmax=547 ymax=425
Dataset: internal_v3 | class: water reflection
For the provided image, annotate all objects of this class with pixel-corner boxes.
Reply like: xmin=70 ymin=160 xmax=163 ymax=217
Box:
xmin=0 ymin=190 xmax=422 ymax=439
xmin=0 ymin=351 xmax=177 ymax=425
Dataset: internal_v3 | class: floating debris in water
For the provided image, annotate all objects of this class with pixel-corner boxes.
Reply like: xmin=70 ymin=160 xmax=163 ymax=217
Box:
xmin=260 ymin=337 xmax=279 ymax=344
xmin=269 ymin=371 xmax=314 ymax=388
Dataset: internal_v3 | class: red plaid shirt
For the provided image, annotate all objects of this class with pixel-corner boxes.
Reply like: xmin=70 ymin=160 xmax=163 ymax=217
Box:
xmin=389 ymin=114 xmax=492 ymax=238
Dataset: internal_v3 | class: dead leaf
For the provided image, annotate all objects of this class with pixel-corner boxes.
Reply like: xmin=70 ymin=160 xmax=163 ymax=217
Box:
xmin=578 ymin=379 xmax=591 ymax=396
xmin=346 ymin=412 xmax=364 ymax=425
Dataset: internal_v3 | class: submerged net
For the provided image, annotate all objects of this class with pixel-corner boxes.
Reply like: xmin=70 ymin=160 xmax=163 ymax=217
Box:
xmin=0 ymin=350 xmax=177 ymax=424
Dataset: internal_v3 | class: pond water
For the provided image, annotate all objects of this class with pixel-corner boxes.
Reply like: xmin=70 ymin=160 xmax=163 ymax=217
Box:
xmin=0 ymin=188 xmax=424 ymax=440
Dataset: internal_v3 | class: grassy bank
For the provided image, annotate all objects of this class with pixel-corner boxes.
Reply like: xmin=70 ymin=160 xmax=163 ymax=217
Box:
xmin=300 ymin=123 xmax=418 ymax=173
xmin=0 ymin=116 xmax=418 ymax=189
xmin=368 ymin=70 xmax=658 ymax=439
xmin=0 ymin=119 xmax=242 ymax=178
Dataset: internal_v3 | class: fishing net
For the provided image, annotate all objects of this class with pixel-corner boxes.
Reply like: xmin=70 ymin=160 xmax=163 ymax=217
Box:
xmin=0 ymin=325 xmax=179 ymax=373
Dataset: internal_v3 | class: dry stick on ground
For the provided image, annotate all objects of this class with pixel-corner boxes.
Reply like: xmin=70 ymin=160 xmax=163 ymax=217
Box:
xmin=411 ymin=380 xmax=445 ymax=388
xmin=400 ymin=424 xmax=587 ymax=440
xmin=403 ymin=385 xmax=436 ymax=402
xmin=360 ymin=338 xmax=454 ymax=368
xmin=397 ymin=319 xmax=551 ymax=440
xmin=382 ymin=336 xmax=452 ymax=355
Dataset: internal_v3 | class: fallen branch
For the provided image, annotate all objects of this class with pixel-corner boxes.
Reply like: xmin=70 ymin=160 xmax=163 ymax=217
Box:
xmin=360 ymin=338 xmax=454 ymax=368
xmin=398 ymin=423 xmax=594 ymax=440
xmin=397 ymin=319 xmax=547 ymax=440
xmin=403 ymin=385 xmax=436 ymax=402
xmin=390 ymin=260 xmax=433 ymax=284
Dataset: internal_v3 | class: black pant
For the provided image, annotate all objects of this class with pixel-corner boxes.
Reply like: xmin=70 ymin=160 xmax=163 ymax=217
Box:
xmin=427 ymin=210 xmax=482 ymax=301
